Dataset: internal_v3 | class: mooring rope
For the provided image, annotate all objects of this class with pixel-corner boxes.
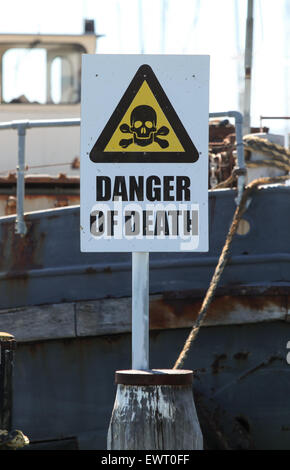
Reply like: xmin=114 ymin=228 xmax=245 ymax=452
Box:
xmin=243 ymin=134 xmax=290 ymax=164
xmin=247 ymin=159 xmax=290 ymax=172
xmin=211 ymin=135 xmax=290 ymax=190
xmin=173 ymin=174 xmax=290 ymax=369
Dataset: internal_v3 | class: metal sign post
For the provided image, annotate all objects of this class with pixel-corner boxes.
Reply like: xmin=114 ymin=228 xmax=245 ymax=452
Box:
xmin=80 ymin=54 xmax=209 ymax=450
xmin=132 ymin=252 xmax=149 ymax=370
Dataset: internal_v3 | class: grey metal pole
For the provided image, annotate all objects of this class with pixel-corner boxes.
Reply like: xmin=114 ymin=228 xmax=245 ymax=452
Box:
xmin=132 ymin=252 xmax=149 ymax=370
xmin=243 ymin=0 xmax=254 ymax=135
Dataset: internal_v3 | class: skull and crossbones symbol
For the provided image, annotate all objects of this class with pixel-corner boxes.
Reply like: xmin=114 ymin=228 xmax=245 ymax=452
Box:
xmin=119 ymin=105 xmax=169 ymax=149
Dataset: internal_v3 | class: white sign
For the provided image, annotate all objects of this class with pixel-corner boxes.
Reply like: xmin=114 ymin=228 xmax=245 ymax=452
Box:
xmin=80 ymin=54 xmax=209 ymax=252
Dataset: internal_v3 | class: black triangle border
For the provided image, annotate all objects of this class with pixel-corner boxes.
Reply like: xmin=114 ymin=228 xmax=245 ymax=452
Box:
xmin=89 ymin=64 xmax=199 ymax=163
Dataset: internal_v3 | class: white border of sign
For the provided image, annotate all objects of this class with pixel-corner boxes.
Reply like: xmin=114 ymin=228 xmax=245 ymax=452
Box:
xmin=80 ymin=54 xmax=209 ymax=252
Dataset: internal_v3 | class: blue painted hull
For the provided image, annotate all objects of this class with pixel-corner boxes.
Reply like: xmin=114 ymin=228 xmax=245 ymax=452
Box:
xmin=13 ymin=322 xmax=290 ymax=450
xmin=1 ymin=184 xmax=290 ymax=450
xmin=0 ymin=185 xmax=289 ymax=309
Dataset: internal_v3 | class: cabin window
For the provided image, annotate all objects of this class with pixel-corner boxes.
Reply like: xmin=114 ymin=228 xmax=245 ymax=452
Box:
xmin=2 ymin=48 xmax=47 ymax=104
xmin=50 ymin=56 xmax=76 ymax=104
xmin=50 ymin=57 xmax=62 ymax=104
xmin=1 ymin=45 xmax=82 ymax=105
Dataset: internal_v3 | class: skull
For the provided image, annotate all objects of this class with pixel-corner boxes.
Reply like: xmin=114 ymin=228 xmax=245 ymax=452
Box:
xmin=130 ymin=105 xmax=157 ymax=146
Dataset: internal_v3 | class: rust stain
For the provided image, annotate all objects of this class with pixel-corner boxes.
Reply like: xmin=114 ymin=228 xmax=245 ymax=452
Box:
xmin=23 ymin=195 xmax=79 ymax=201
xmin=0 ymin=174 xmax=80 ymax=184
xmin=54 ymin=195 xmax=69 ymax=208
xmin=209 ymin=120 xmax=235 ymax=142
xmin=234 ymin=352 xmax=250 ymax=361
xmin=1 ymin=194 xmax=80 ymax=216
xmin=164 ymin=285 xmax=290 ymax=299
xmin=0 ymin=220 xmax=46 ymax=279
xmin=103 ymin=267 xmax=112 ymax=274
xmin=71 ymin=157 xmax=80 ymax=169
xmin=0 ymin=172 xmax=80 ymax=217
xmin=85 ymin=267 xmax=97 ymax=275
xmin=211 ymin=354 xmax=227 ymax=375
xmin=149 ymin=294 xmax=286 ymax=331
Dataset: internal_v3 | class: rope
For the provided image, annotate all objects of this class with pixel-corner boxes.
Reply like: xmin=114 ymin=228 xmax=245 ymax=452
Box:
xmin=211 ymin=135 xmax=290 ymax=190
xmin=247 ymin=159 xmax=290 ymax=172
xmin=243 ymin=134 xmax=290 ymax=164
xmin=173 ymin=174 xmax=290 ymax=370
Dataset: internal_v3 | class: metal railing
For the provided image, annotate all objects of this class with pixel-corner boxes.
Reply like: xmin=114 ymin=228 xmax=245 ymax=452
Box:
xmin=259 ymin=116 xmax=290 ymax=132
xmin=0 ymin=118 xmax=80 ymax=236
xmin=0 ymin=112 xmax=245 ymax=236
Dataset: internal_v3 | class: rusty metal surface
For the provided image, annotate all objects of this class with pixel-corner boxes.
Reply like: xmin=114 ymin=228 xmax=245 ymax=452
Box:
xmin=0 ymin=172 xmax=79 ymax=216
xmin=0 ymin=120 xmax=286 ymax=449
xmin=0 ymin=288 xmax=286 ymax=345
xmin=209 ymin=120 xmax=236 ymax=187
xmin=0 ymin=173 xmax=80 ymax=215
xmin=0 ymin=194 xmax=80 ymax=216
xmin=208 ymin=120 xmax=270 ymax=188
xmin=0 ymin=173 xmax=80 ymax=185
xmin=149 ymin=293 xmax=287 ymax=330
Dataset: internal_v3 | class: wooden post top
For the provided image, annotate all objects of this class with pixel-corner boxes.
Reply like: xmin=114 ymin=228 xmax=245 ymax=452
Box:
xmin=0 ymin=332 xmax=15 ymax=340
xmin=0 ymin=333 xmax=16 ymax=350
xmin=115 ymin=369 xmax=193 ymax=386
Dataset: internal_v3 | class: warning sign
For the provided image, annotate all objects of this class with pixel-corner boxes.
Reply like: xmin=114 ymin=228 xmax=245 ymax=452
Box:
xmin=89 ymin=64 xmax=199 ymax=163
xmin=80 ymin=55 xmax=209 ymax=253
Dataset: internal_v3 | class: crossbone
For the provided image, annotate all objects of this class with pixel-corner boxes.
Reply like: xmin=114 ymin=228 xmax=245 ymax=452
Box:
xmin=119 ymin=123 xmax=169 ymax=149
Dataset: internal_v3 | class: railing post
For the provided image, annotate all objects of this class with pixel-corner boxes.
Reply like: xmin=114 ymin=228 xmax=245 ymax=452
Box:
xmin=209 ymin=111 xmax=246 ymax=205
xmin=15 ymin=124 xmax=27 ymax=236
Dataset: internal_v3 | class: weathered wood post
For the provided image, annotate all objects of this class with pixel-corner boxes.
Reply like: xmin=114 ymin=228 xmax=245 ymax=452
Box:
xmin=107 ymin=369 xmax=203 ymax=450
xmin=0 ymin=332 xmax=16 ymax=431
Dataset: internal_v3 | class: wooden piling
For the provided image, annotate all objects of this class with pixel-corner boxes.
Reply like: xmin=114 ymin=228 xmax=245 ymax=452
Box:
xmin=107 ymin=369 xmax=203 ymax=450
xmin=0 ymin=333 xmax=16 ymax=431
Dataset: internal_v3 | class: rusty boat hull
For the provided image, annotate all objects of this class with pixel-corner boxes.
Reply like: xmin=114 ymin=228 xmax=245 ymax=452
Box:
xmin=0 ymin=184 xmax=290 ymax=449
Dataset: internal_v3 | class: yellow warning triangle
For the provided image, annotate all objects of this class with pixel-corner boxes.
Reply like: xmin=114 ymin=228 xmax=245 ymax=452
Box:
xmin=105 ymin=81 xmax=184 ymax=152
xmin=90 ymin=64 xmax=199 ymax=164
